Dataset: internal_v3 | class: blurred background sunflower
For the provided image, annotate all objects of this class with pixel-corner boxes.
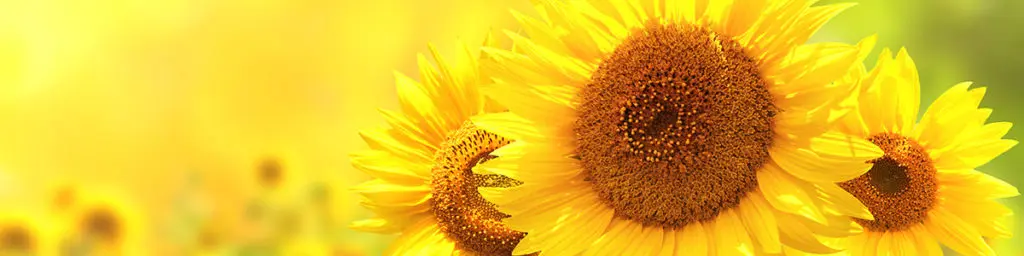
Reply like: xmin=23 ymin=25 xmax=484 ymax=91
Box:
xmin=0 ymin=0 xmax=1020 ymax=255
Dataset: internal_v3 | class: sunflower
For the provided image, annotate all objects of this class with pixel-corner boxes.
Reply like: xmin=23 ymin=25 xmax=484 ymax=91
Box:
xmin=349 ymin=34 xmax=531 ymax=255
xmin=470 ymin=0 xmax=881 ymax=254
xmin=798 ymin=47 xmax=1019 ymax=255
xmin=0 ymin=210 xmax=56 ymax=255
xmin=54 ymin=188 xmax=145 ymax=256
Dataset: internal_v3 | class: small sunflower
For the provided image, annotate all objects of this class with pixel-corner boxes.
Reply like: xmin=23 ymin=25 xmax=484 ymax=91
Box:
xmin=0 ymin=210 xmax=56 ymax=255
xmin=349 ymin=34 xmax=529 ymax=255
xmin=810 ymin=48 xmax=1019 ymax=255
xmin=471 ymin=0 xmax=880 ymax=255
xmin=55 ymin=189 xmax=145 ymax=256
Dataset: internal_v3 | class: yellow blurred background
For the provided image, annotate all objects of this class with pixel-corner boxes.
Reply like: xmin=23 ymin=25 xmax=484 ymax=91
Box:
xmin=0 ymin=0 xmax=1019 ymax=255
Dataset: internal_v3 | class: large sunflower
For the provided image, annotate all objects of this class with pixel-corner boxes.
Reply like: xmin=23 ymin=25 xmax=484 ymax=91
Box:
xmin=811 ymin=48 xmax=1019 ymax=255
xmin=349 ymin=35 xmax=532 ymax=255
xmin=471 ymin=0 xmax=880 ymax=255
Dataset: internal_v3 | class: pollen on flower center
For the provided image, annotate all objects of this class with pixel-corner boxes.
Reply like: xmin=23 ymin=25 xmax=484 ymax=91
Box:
xmin=839 ymin=133 xmax=938 ymax=232
xmin=430 ymin=122 xmax=527 ymax=255
xmin=0 ymin=224 xmax=34 ymax=251
xmin=576 ymin=22 xmax=777 ymax=229
xmin=81 ymin=208 xmax=122 ymax=243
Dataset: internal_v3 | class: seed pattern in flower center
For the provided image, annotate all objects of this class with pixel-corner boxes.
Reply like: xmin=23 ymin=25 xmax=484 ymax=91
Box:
xmin=430 ymin=122 xmax=527 ymax=255
xmin=839 ymin=133 xmax=938 ymax=232
xmin=576 ymin=22 xmax=778 ymax=229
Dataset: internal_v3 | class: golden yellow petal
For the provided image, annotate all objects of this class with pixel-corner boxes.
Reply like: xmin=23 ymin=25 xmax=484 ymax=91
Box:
xmin=657 ymin=227 xmax=677 ymax=256
xmin=925 ymin=207 xmax=996 ymax=256
xmin=712 ymin=209 xmax=755 ymax=256
xmin=664 ymin=0 xmax=703 ymax=24
xmin=359 ymin=127 xmax=434 ymax=163
xmin=910 ymin=224 xmax=943 ymax=256
xmin=384 ymin=219 xmax=454 ymax=256
xmin=770 ymin=142 xmax=872 ymax=183
xmin=584 ymin=219 xmax=639 ymax=256
xmin=393 ymin=70 xmax=450 ymax=137
xmin=721 ymin=0 xmax=769 ymax=36
xmin=808 ymin=131 xmax=884 ymax=159
xmin=503 ymin=31 xmax=592 ymax=82
xmin=774 ymin=107 xmax=831 ymax=139
xmin=477 ymin=83 xmax=576 ymax=134
xmin=937 ymin=171 xmax=1020 ymax=200
xmin=776 ymin=212 xmax=841 ymax=254
xmin=516 ymin=195 xmax=612 ymax=256
xmin=936 ymin=139 xmax=1017 ymax=170
xmin=502 ymin=182 xmax=593 ymax=228
xmin=815 ymin=183 xmax=873 ymax=221
xmin=677 ymin=222 xmax=709 ymax=256
xmin=913 ymin=82 xmax=980 ymax=149
xmin=738 ymin=192 xmax=782 ymax=253
xmin=378 ymin=108 xmax=443 ymax=149
xmin=891 ymin=48 xmax=922 ymax=135
xmin=874 ymin=232 xmax=893 ymax=255
xmin=475 ymin=142 xmax=579 ymax=183
xmin=770 ymin=39 xmax=867 ymax=97
xmin=758 ymin=163 xmax=826 ymax=224
xmin=470 ymin=112 xmax=545 ymax=141
xmin=350 ymin=151 xmax=431 ymax=184
xmin=351 ymin=179 xmax=431 ymax=205
xmin=627 ymin=226 xmax=664 ymax=256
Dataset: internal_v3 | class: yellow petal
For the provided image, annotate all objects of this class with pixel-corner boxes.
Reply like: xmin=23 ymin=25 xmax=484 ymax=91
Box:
xmin=738 ymin=192 xmax=782 ymax=253
xmin=349 ymin=218 xmax=400 ymax=234
xmin=937 ymin=171 xmax=1020 ymax=199
xmin=770 ymin=143 xmax=873 ymax=183
xmin=914 ymin=82 xmax=978 ymax=149
xmin=678 ymin=222 xmax=709 ymax=256
xmin=470 ymin=112 xmax=545 ymax=141
xmin=775 ymin=212 xmax=841 ymax=254
xmin=627 ymin=226 xmax=664 ymax=256
xmin=925 ymin=207 xmax=996 ymax=256
xmin=350 ymin=151 xmax=431 ymax=184
xmin=585 ymin=219 xmax=640 ymax=256
xmin=937 ymin=139 xmax=1017 ymax=170
xmin=874 ymin=232 xmax=893 ymax=255
xmin=359 ymin=127 xmax=434 ymax=163
xmin=657 ymin=227 xmax=677 ymax=256
xmin=517 ymin=195 xmax=614 ymax=256
xmin=809 ymin=131 xmax=884 ymax=159
xmin=393 ymin=70 xmax=449 ymax=138
xmin=815 ymin=183 xmax=873 ymax=220
xmin=721 ymin=0 xmax=769 ymax=36
xmin=712 ymin=209 xmax=755 ymax=256
xmin=911 ymin=224 xmax=943 ymax=255
xmin=351 ymin=180 xmax=432 ymax=207
xmin=664 ymin=0 xmax=702 ymax=24
xmin=771 ymin=42 xmax=862 ymax=96
xmin=892 ymin=48 xmax=922 ymax=135
xmin=894 ymin=231 xmax=919 ymax=256
xmin=384 ymin=220 xmax=454 ymax=256
xmin=758 ymin=163 xmax=826 ymax=224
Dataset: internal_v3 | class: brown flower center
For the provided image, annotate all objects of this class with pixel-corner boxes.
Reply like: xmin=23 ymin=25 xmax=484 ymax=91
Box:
xmin=257 ymin=158 xmax=283 ymax=188
xmin=430 ymin=122 xmax=526 ymax=255
xmin=576 ymin=22 xmax=777 ymax=229
xmin=839 ymin=133 xmax=938 ymax=232
xmin=0 ymin=224 xmax=34 ymax=251
xmin=81 ymin=208 xmax=122 ymax=243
